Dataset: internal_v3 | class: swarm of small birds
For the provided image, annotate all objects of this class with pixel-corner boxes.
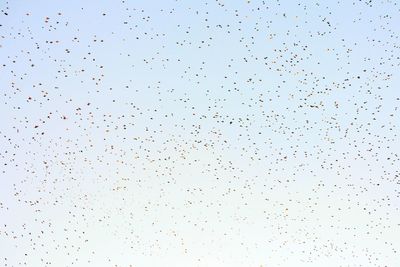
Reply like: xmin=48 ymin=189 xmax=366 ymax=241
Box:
xmin=0 ymin=0 xmax=399 ymax=266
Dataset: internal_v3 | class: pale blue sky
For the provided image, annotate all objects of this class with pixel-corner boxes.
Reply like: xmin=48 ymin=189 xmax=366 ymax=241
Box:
xmin=1 ymin=0 xmax=400 ymax=266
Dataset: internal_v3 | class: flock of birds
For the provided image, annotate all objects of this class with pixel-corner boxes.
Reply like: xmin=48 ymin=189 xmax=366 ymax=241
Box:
xmin=0 ymin=0 xmax=399 ymax=266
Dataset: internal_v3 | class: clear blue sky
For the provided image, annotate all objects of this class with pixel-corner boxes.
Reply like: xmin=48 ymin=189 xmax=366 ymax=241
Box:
xmin=1 ymin=0 xmax=400 ymax=266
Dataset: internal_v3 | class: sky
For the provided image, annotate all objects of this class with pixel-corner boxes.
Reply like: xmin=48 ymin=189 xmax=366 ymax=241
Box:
xmin=1 ymin=0 xmax=400 ymax=266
